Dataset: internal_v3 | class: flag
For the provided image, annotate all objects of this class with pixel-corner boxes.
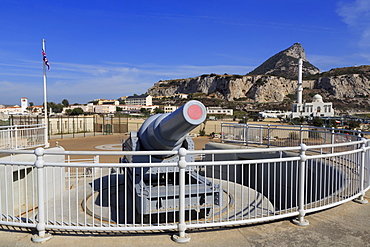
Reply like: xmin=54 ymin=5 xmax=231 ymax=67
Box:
xmin=42 ymin=49 xmax=50 ymax=71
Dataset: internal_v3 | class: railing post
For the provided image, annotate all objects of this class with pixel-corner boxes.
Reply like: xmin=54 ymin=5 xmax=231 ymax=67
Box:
xmin=31 ymin=147 xmax=52 ymax=243
xmin=292 ymin=143 xmax=309 ymax=226
xmin=8 ymin=126 xmax=13 ymax=149
xmin=172 ymin=148 xmax=191 ymax=243
xmin=245 ymin=123 xmax=249 ymax=146
xmin=357 ymin=130 xmax=362 ymax=139
xmin=259 ymin=125 xmax=263 ymax=144
xmin=267 ymin=124 xmax=271 ymax=147
xmin=331 ymin=127 xmax=335 ymax=154
xmin=14 ymin=125 xmax=18 ymax=149
xmin=299 ymin=125 xmax=303 ymax=144
xmin=354 ymin=138 xmax=369 ymax=204
xmin=221 ymin=123 xmax=224 ymax=143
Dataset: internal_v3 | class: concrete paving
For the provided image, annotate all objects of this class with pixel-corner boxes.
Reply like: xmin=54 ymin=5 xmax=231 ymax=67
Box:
xmin=1 ymin=134 xmax=369 ymax=246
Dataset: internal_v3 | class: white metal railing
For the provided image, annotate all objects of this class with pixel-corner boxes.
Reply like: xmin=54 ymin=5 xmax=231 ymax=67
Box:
xmin=0 ymin=126 xmax=369 ymax=243
xmin=0 ymin=124 xmax=46 ymax=150
xmin=221 ymin=123 xmax=364 ymax=147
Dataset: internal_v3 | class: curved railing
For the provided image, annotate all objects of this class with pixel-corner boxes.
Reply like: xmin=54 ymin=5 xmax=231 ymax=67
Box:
xmin=0 ymin=124 xmax=368 ymax=243
xmin=220 ymin=123 xmax=363 ymax=147
xmin=0 ymin=124 xmax=46 ymax=150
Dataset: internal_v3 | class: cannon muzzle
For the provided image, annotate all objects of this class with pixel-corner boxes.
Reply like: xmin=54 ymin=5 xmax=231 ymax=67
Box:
xmin=138 ymin=100 xmax=206 ymax=152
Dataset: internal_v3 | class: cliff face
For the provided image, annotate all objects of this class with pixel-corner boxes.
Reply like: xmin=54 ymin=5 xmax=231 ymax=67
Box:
xmin=316 ymin=74 xmax=370 ymax=98
xmin=147 ymin=75 xmax=299 ymax=102
xmin=147 ymin=70 xmax=370 ymax=103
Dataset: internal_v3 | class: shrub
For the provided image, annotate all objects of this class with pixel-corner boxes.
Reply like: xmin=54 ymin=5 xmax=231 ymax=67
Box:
xmin=288 ymin=132 xmax=299 ymax=140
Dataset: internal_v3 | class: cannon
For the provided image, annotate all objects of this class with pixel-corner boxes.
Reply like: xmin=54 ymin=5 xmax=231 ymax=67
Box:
xmin=122 ymin=100 xmax=221 ymax=215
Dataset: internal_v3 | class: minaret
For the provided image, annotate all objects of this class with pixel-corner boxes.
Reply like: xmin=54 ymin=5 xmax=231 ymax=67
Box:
xmin=297 ymin=58 xmax=303 ymax=104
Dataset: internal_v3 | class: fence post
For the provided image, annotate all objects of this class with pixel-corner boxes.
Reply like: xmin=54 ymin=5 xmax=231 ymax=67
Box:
xmin=8 ymin=126 xmax=13 ymax=149
xmin=31 ymin=147 xmax=52 ymax=243
xmin=172 ymin=148 xmax=191 ymax=243
xmin=220 ymin=123 xmax=224 ymax=143
xmin=299 ymin=125 xmax=303 ymax=144
xmin=245 ymin=123 xmax=249 ymax=146
xmin=354 ymin=138 xmax=369 ymax=204
xmin=331 ymin=127 xmax=335 ymax=153
xmin=14 ymin=125 xmax=18 ymax=149
xmin=73 ymin=116 xmax=75 ymax=138
xmin=259 ymin=125 xmax=263 ymax=144
xmin=267 ymin=124 xmax=271 ymax=147
xmin=292 ymin=143 xmax=309 ymax=226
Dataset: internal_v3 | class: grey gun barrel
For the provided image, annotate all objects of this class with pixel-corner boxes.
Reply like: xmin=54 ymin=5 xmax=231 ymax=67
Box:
xmin=138 ymin=100 xmax=206 ymax=152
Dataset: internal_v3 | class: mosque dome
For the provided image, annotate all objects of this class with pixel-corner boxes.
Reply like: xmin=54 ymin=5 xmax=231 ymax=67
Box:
xmin=312 ymin=94 xmax=323 ymax=103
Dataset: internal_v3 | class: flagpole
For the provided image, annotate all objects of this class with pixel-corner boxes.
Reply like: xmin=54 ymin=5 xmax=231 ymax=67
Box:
xmin=42 ymin=39 xmax=49 ymax=148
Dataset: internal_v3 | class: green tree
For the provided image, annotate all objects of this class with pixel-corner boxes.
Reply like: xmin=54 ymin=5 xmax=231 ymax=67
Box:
xmin=311 ymin=117 xmax=324 ymax=127
xmin=66 ymin=108 xmax=84 ymax=115
xmin=62 ymin=99 xmax=69 ymax=107
xmin=47 ymin=102 xmax=63 ymax=113
xmin=154 ymin=108 xmax=164 ymax=114
xmin=140 ymin=108 xmax=150 ymax=115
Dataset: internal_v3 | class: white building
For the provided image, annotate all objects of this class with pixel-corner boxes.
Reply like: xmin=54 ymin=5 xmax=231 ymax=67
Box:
xmin=0 ymin=97 xmax=29 ymax=115
xmin=206 ymin=107 xmax=233 ymax=116
xmin=119 ymin=104 xmax=142 ymax=113
xmin=174 ymin=93 xmax=188 ymax=99
xmin=63 ymin=103 xmax=117 ymax=114
xmin=125 ymin=95 xmax=152 ymax=106
xmin=259 ymin=110 xmax=291 ymax=119
xmin=94 ymin=99 xmax=119 ymax=105
xmin=291 ymin=94 xmax=334 ymax=118
xmin=163 ymin=105 xmax=179 ymax=113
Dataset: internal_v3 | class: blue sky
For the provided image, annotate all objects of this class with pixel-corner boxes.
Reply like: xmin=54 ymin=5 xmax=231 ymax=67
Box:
xmin=1 ymin=0 xmax=369 ymax=105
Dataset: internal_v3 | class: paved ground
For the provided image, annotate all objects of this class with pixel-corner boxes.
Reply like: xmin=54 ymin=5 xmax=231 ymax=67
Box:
xmin=1 ymin=134 xmax=369 ymax=246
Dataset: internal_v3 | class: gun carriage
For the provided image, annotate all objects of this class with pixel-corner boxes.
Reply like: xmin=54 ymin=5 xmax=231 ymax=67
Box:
xmin=122 ymin=100 xmax=221 ymax=215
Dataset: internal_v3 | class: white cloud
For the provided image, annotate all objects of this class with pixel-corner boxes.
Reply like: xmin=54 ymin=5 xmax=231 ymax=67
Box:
xmin=337 ymin=0 xmax=370 ymax=48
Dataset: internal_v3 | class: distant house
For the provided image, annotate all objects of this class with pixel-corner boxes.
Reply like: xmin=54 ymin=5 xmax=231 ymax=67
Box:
xmin=163 ymin=105 xmax=179 ymax=113
xmin=259 ymin=110 xmax=291 ymax=119
xmin=94 ymin=99 xmax=119 ymax=105
xmin=125 ymin=95 xmax=152 ymax=106
xmin=206 ymin=107 xmax=233 ymax=116
xmin=119 ymin=104 xmax=142 ymax=113
xmin=0 ymin=105 xmax=23 ymax=115
xmin=174 ymin=93 xmax=188 ymax=99
xmin=63 ymin=103 xmax=116 ymax=114
xmin=0 ymin=97 xmax=32 ymax=115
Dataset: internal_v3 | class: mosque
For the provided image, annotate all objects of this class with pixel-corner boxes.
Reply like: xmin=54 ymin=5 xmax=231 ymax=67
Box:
xmin=291 ymin=94 xmax=334 ymax=118
xmin=291 ymin=59 xmax=334 ymax=118
xmin=259 ymin=59 xmax=334 ymax=119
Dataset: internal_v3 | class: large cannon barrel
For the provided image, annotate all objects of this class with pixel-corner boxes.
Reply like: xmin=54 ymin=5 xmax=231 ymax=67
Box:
xmin=138 ymin=100 xmax=206 ymax=152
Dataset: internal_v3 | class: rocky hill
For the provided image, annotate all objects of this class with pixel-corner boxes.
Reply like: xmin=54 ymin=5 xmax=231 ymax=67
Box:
xmin=248 ymin=43 xmax=320 ymax=78
xmin=147 ymin=44 xmax=370 ymax=112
